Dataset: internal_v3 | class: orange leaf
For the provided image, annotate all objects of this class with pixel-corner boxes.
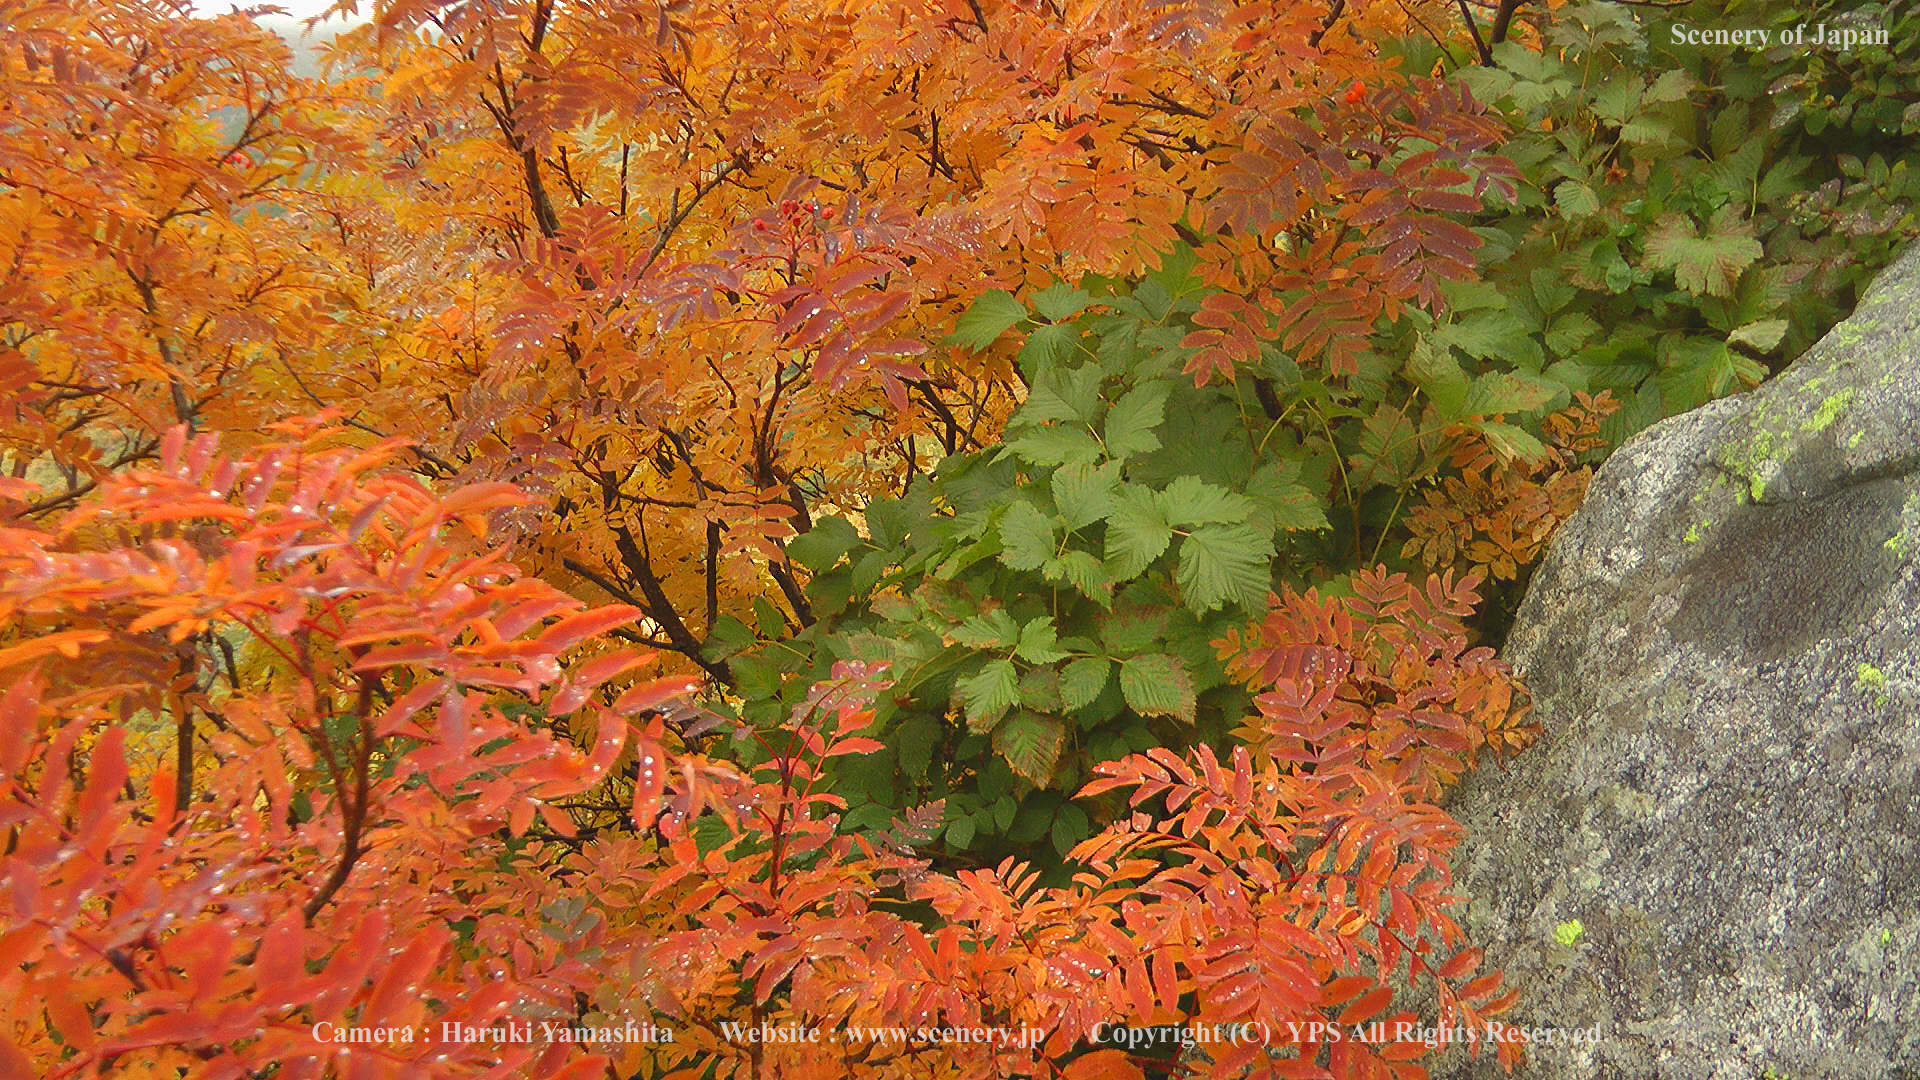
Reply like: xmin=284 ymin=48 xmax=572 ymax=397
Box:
xmin=537 ymin=605 xmax=642 ymax=651
xmin=1337 ymin=985 xmax=1394 ymax=1027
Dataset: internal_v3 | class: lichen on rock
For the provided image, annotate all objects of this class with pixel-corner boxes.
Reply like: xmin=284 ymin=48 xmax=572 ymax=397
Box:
xmin=1433 ymin=245 xmax=1920 ymax=1080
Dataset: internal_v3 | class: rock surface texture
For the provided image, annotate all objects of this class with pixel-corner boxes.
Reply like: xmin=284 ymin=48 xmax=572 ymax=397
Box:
xmin=1436 ymin=245 xmax=1920 ymax=1080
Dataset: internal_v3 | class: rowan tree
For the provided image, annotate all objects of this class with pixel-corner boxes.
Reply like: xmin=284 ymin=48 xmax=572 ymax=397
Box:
xmin=273 ymin=0 xmax=1520 ymax=684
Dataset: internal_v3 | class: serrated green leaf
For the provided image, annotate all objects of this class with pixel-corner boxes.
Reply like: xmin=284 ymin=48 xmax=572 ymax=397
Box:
xmin=1176 ymin=523 xmax=1273 ymax=612
xmin=1059 ymin=656 xmax=1111 ymax=709
xmin=1018 ymin=666 xmax=1064 ymax=712
xmin=1021 ymin=323 xmax=1080 ymax=371
xmin=960 ymin=659 xmax=1020 ymax=732
xmin=1643 ymin=210 xmax=1762 ymax=298
xmin=1407 ymin=332 xmax=1470 ymax=417
xmin=993 ymin=711 xmax=1066 ymax=786
xmin=1015 ymin=617 xmax=1070 ymax=664
xmin=1050 ymin=550 xmax=1113 ymax=605
xmin=1553 ymin=180 xmax=1600 ymax=218
xmin=1051 ymin=461 xmax=1121 ymax=529
xmin=1475 ymin=420 xmax=1551 ymax=465
xmin=1018 ymin=365 xmax=1104 ymax=426
xmin=1129 ymin=280 xmax=1173 ymax=322
xmin=1118 ymin=653 xmax=1196 ymax=723
xmin=947 ymin=290 xmax=1027 ymax=348
xmin=1097 ymin=604 xmax=1170 ymax=655
xmin=1159 ymin=475 xmax=1255 ymax=528
xmin=1352 ymin=405 xmax=1429 ymax=488
xmin=1644 ymin=68 xmax=1697 ymax=104
xmin=999 ymin=501 xmax=1057 ymax=571
xmin=1146 ymin=241 xmax=1202 ymax=299
xmin=1104 ymin=485 xmax=1173 ymax=578
xmin=1102 ymin=383 xmax=1168 ymax=460
xmin=751 ymin=597 xmax=787 ymax=638
xmin=1246 ymin=462 xmax=1330 ymax=532
xmin=862 ymin=493 xmax=925 ymax=551
xmin=1621 ymin=111 xmax=1685 ymax=148
xmin=1463 ymin=372 xmax=1558 ymax=417
xmin=1438 ymin=310 xmax=1538 ymax=363
xmin=1530 ymin=269 xmax=1575 ymax=319
xmin=1032 ymin=285 xmax=1094 ymax=322
xmin=786 ymin=515 xmax=860 ymax=571
xmin=1727 ymin=319 xmax=1787 ymax=352
xmin=1545 ymin=312 xmax=1601 ymax=356
xmin=1007 ymin=424 xmax=1102 ymax=467
xmin=950 ymin=608 xmax=1020 ymax=648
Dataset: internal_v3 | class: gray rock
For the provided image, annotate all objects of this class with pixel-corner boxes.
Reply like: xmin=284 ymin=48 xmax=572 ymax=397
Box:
xmin=1434 ymin=245 xmax=1920 ymax=1080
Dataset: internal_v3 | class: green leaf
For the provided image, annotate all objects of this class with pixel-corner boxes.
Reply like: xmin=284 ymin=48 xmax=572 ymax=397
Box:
xmin=1407 ymin=332 xmax=1469 ymax=417
xmin=1059 ymin=656 xmax=1112 ymax=709
xmin=751 ymin=598 xmax=787 ymax=638
xmin=1530 ymin=269 xmax=1575 ymax=319
xmin=1463 ymin=372 xmax=1558 ymax=417
xmin=1006 ymin=425 xmax=1102 ymax=467
xmin=999 ymin=501 xmax=1057 ymax=571
xmin=991 ymin=795 xmax=1016 ymax=832
xmin=863 ymin=493 xmax=925 ymax=551
xmin=851 ymin=550 xmax=887 ymax=594
xmin=1643 ymin=209 xmax=1762 ymax=298
xmin=947 ymin=290 xmax=1027 ymax=348
xmin=1019 ymin=365 xmax=1104 ymax=426
xmin=1118 ymin=653 xmax=1196 ymax=723
xmin=1096 ymin=604 xmax=1170 ymax=655
xmin=1051 ymin=803 xmax=1091 ymax=858
xmin=1727 ymin=319 xmax=1787 ymax=352
xmin=946 ymin=814 xmax=976 ymax=850
xmin=1589 ymin=77 xmax=1640 ymax=126
xmin=1015 ymin=617 xmax=1071 ymax=664
xmin=1032 ymin=285 xmax=1094 ymax=322
xmin=1018 ymin=666 xmax=1064 ymax=711
xmin=1246 ymin=461 xmax=1330 ymax=532
xmin=1438 ymin=310 xmax=1538 ymax=364
xmin=1475 ymin=420 xmax=1551 ymax=465
xmin=1102 ymin=383 xmax=1168 ymax=460
xmin=1051 ymin=461 xmax=1121 ymax=529
xmin=1553 ymin=180 xmax=1600 ymax=219
xmin=1021 ymin=322 xmax=1081 ymax=370
xmin=1159 ymin=475 xmax=1254 ymax=528
xmin=1146 ymin=240 xmax=1202 ymax=299
xmin=993 ymin=711 xmax=1067 ymax=786
xmin=960 ymin=659 xmax=1020 ymax=732
xmin=1176 ymin=523 xmax=1273 ymax=612
xmin=1621 ymin=111 xmax=1685 ymax=149
xmin=1104 ymin=485 xmax=1173 ymax=578
xmin=893 ymin=713 xmax=940 ymax=777
xmin=951 ymin=609 xmax=1020 ymax=648
xmin=1644 ymin=68 xmax=1696 ymax=104
xmin=1049 ymin=550 xmax=1113 ymax=605
xmin=786 ymin=515 xmax=860 ymax=571
xmin=1545 ymin=312 xmax=1601 ymax=357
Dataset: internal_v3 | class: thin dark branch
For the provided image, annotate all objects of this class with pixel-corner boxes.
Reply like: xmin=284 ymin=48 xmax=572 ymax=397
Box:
xmin=1309 ymin=0 xmax=1349 ymax=48
xmin=1489 ymin=0 xmax=1527 ymax=42
xmin=1455 ymin=0 xmax=1494 ymax=64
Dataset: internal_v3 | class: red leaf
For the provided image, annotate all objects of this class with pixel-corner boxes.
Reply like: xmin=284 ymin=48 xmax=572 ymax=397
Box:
xmin=537 ymin=605 xmax=642 ymax=651
xmin=1337 ymin=985 xmax=1394 ymax=1027
xmin=1319 ymin=974 xmax=1376 ymax=1007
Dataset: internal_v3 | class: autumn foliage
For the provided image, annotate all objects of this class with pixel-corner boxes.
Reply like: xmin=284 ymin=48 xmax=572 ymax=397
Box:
xmin=0 ymin=0 xmax=1715 ymax=1074
xmin=0 ymin=424 xmax=1528 ymax=1076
